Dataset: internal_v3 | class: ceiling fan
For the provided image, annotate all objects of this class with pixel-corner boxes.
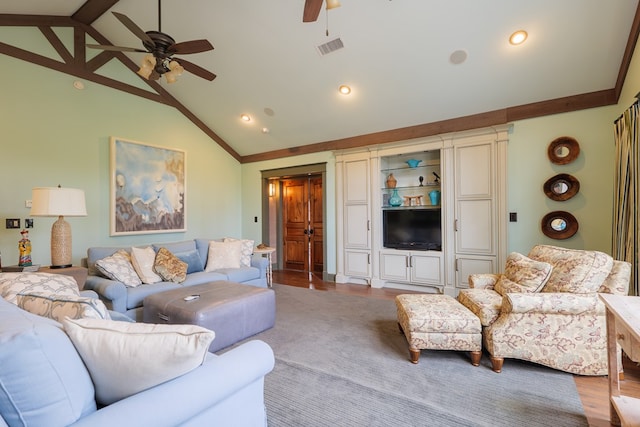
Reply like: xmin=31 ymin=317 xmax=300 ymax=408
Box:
xmin=303 ymin=0 xmax=341 ymax=23
xmin=87 ymin=0 xmax=216 ymax=83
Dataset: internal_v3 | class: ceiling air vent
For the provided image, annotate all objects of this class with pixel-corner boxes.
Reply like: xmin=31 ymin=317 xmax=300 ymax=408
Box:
xmin=316 ymin=37 xmax=344 ymax=56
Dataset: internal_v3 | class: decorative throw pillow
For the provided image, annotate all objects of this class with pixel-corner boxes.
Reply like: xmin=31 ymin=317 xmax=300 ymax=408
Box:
xmin=17 ymin=292 xmax=111 ymax=322
xmin=95 ymin=250 xmax=142 ymax=287
xmin=223 ymin=238 xmax=255 ymax=267
xmin=130 ymin=246 xmax=162 ymax=284
xmin=174 ymin=249 xmax=205 ymax=274
xmin=0 ymin=272 xmax=79 ymax=305
xmin=153 ymin=247 xmax=188 ymax=283
xmin=205 ymin=240 xmax=243 ymax=271
xmin=62 ymin=318 xmax=215 ymax=405
xmin=494 ymin=252 xmax=553 ymax=296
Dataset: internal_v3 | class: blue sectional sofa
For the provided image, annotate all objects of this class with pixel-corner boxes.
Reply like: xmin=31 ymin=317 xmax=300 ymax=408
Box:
xmin=84 ymin=239 xmax=268 ymax=321
xmin=0 ymin=295 xmax=275 ymax=427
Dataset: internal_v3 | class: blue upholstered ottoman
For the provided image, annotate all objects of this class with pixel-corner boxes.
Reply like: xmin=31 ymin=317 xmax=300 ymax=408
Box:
xmin=143 ymin=281 xmax=275 ymax=352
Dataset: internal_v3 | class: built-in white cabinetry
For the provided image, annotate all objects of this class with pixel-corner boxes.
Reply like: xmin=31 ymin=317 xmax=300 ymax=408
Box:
xmin=335 ymin=125 xmax=509 ymax=294
xmin=335 ymin=152 xmax=374 ymax=284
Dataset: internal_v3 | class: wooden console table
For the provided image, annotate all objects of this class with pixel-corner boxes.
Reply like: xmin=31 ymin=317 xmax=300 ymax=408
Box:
xmin=600 ymin=293 xmax=640 ymax=426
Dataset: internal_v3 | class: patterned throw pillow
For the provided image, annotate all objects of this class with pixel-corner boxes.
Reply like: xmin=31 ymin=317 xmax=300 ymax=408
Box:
xmin=0 ymin=272 xmax=79 ymax=304
xmin=62 ymin=318 xmax=215 ymax=406
xmin=223 ymin=238 xmax=255 ymax=267
xmin=494 ymin=252 xmax=553 ymax=296
xmin=95 ymin=250 xmax=142 ymax=288
xmin=130 ymin=246 xmax=162 ymax=284
xmin=153 ymin=247 xmax=188 ymax=283
xmin=17 ymin=292 xmax=111 ymax=322
xmin=205 ymin=240 xmax=243 ymax=271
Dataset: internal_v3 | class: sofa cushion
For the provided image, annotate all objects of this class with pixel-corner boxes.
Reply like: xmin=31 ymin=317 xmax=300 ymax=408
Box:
xmin=0 ymin=272 xmax=79 ymax=304
xmin=62 ymin=318 xmax=215 ymax=406
xmin=457 ymin=289 xmax=503 ymax=327
xmin=152 ymin=240 xmax=197 ymax=257
xmin=131 ymin=246 xmax=163 ymax=284
xmin=153 ymin=247 xmax=188 ymax=283
xmin=17 ymin=292 xmax=111 ymax=322
xmin=175 ymin=249 xmax=205 ymax=274
xmin=95 ymin=250 xmax=142 ymax=287
xmin=224 ymin=238 xmax=255 ymax=267
xmin=205 ymin=240 xmax=243 ymax=271
xmin=0 ymin=298 xmax=97 ymax=427
xmin=528 ymin=245 xmax=614 ymax=293
xmin=494 ymin=252 xmax=552 ymax=295
xmin=216 ymin=266 xmax=261 ymax=283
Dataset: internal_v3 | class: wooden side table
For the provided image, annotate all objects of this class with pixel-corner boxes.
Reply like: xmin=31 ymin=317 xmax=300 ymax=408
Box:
xmin=600 ymin=293 xmax=640 ymax=426
xmin=38 ymin=266 xmax=88 ymax=290
xmin=254 ymin=247 xmax=276 ymax=287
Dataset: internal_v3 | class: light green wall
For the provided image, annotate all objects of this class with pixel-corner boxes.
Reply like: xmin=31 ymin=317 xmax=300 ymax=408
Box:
xmin=0 ymin=54 xmax=242 ymax=267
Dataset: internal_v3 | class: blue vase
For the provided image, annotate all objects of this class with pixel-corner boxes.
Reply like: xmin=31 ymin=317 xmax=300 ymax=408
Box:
xmin=389 ymin=189 xmax=403 ymax=207
xmin=429 ymin=190 xmax=440 ymax=206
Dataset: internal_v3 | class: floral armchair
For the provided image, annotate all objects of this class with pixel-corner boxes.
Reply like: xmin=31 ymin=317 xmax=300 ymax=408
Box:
xmin=457 ymin=245 xmax=631 ymax=375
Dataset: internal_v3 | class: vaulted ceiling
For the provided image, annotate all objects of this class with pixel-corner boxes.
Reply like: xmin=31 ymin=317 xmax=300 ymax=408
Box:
xmin=1 ymin=0 xmax=639 ymax=163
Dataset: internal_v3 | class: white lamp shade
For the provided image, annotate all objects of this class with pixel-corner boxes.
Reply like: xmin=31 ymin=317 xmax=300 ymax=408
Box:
xmin=30 ymin=187 xmax=87 ymax=217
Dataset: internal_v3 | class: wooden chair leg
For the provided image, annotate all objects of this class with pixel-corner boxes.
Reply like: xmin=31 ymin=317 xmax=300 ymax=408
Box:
xmin=490 ymin=356 xmax=503 ymax=373
xmin=470 ymin=351 xmax=481 ymax=366
xmin=409 ymin=348 xmax=420 ymax=364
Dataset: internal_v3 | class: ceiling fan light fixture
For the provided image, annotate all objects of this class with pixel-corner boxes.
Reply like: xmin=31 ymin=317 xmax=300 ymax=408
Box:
xmin=326 ymin=0 xmax=341 ymax=10
xmin=165 ymin=60 xmax=184 ymax=84
xmin=137 ymin=54 xmax=156 ymax=79
xmin=509 ymin=30 xmax=528 ymax=45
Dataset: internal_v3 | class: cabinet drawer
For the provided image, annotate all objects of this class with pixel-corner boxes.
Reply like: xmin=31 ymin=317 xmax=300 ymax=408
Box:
xmin=616 ymin=319 xmax=639 ymax=362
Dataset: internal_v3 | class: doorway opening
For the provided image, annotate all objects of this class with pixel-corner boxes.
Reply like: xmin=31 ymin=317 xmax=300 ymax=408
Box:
xmin=261 ymin=163 xmax=327 ymax=281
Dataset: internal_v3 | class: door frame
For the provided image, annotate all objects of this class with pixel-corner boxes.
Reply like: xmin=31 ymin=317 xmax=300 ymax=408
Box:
xmin=261 ymin=163 xmax=328 ymax=280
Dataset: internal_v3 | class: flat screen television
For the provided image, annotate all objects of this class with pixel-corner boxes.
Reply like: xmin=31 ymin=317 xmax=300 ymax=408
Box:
xmin=383 ymin=208 xmax=442 ymax=251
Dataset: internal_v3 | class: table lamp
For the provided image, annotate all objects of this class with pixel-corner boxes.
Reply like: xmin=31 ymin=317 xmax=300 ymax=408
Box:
xmin=30 ymin=186 xmax=87 ymax=268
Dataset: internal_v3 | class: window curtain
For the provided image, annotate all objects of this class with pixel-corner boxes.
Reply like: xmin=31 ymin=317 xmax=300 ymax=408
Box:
xmin=613 ymin=101 xmax=640 ymax=296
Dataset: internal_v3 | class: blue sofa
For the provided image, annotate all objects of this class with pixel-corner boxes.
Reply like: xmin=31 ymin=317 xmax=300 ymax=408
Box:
xmin=84 ymin=239 xmax=268 ymax=321
xmin=0 ymin=295 xmax=275 ymax=427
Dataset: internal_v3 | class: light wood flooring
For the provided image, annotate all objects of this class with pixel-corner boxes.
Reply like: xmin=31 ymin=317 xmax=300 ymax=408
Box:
xmin=272 ymin=270 xmax=640 ymax=427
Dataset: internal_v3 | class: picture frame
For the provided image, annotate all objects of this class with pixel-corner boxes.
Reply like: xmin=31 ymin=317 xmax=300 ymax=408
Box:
xmin=110 ymin=137 xmax=186 ymax=236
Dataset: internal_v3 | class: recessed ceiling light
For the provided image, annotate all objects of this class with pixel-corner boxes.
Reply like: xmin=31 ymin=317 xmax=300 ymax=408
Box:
xmin=509 ymin=30 xmax=528 ymax=45
xmin=449 ymin=50 xmax=468 ymax=65
xmin=73 ymin=80 xmax=85 ymax=90
xmin=240 ymin=114 xmax=251 ymax=122
xmin=262 ymin=127 xmax=270 ymax=134
xmin=339 ymin=85 xmax=351 ymax=95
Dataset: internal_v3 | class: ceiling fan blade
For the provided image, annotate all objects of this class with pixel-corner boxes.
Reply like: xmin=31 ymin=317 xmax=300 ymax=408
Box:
xmin=177 ymin=58 xmax=216 ymax=81
xmin=112 ymin=11 xmax=155 ymax=47
xmin=86 ymin=44 xmax=147 ymax=53
xmin=170 ymin=39 xmax=214 ymax=55
xmin=303 ymin=0 xmax=323 ymax=22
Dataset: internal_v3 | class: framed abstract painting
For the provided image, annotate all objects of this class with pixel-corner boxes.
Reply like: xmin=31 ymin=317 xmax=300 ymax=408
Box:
xmin=110 ymin=137 xmax=186 ymax=235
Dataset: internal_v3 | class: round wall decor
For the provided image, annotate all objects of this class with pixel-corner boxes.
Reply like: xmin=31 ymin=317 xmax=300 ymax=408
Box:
xmin=547 ymin=136 xmax=580 ymax=165
xmin=543 ymin=174 xmax=580 ymax=201
xmin=541 ymin=211 xmax=578 ymax=239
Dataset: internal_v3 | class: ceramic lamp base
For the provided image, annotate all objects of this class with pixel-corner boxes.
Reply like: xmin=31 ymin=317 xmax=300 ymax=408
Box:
xmin=50 ymin=216 xmax=72 ymax=268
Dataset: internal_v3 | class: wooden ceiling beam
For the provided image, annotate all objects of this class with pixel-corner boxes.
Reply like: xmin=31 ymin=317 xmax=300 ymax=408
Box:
xmin=72 ymin=0 xmax=120 ymax=25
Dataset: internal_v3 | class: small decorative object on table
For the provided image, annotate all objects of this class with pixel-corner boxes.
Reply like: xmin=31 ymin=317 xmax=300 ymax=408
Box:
xmin=406 ymin=159 xmax=422 ymax=168
xmin=428 ymin=190 xmax=441 ymax=206
xmin=419 ymin=176 xmax=424 ymax=186
xmin=18 ymin=229 xmax=32 ymax=267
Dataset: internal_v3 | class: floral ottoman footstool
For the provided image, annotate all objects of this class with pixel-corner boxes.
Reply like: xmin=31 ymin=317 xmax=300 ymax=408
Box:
xmin=396 ymin=294 xmax=482 ymax=366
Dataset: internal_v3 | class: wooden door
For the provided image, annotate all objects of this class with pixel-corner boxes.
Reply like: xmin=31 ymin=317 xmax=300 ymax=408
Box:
xmin=282 ymin=176 xmax=323 ymax=273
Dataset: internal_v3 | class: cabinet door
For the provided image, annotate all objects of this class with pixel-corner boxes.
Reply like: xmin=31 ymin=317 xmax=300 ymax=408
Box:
xmin=456 ymin=199 xmax=493 ymax=254
xmin=345 ymin=204 xmax=370 ymax=249
xmin=410 ymin=253 xmax=442 ymax=284
xmin=345 ymin=159 xmax=369 ymax=203
xmin=345 ymin=250 xmax=371 ymax=278
xmin=456 ymin=256 xmax=496 ymax=289
xmin=379 ymin=252 xmax=409 ymax=281
xmin=455 ymin=143 xmax=493 ymax=198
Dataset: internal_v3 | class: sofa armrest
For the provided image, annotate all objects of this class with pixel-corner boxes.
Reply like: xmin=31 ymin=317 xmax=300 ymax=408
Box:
xmin=69 ymin=340 xmax=275 ymax=427
xmin=82 ymin=276 xmax=128 ymax=313
xmin=503 ymin=292 xmax=604 ymax=316
xmin=251 ymin=255 xmax=268 ymax=279
xmin=468 ymin=273 xmax=501 ymax=289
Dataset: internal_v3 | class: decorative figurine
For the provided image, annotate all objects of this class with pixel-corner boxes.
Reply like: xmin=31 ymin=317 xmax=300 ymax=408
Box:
xmin=419 ymin=176 xmax=424 ymax=186
xmin=18 ymin=229 xmax=33 ymax=267
xmin=432 ymin=171 xmax=441 ymax=184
